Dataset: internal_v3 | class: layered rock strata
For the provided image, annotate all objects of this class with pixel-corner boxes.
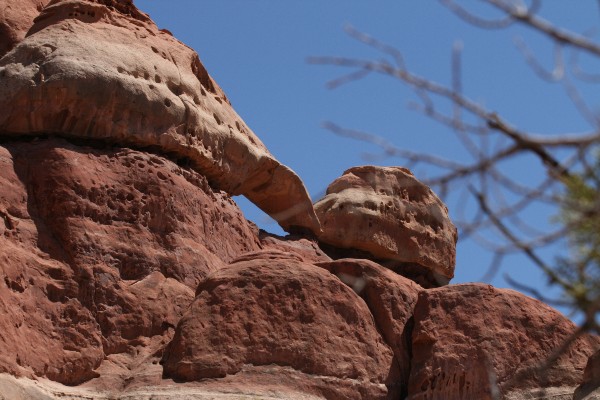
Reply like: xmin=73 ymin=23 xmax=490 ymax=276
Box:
xmin=314 ymin=166 xmax=458 ymax=287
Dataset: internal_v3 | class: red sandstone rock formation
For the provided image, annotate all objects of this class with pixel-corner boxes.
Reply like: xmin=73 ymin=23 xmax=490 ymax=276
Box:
xmin=0 ymin=0 xmax=46 ymax=57
xmin=315 ymin=259 xmax=422 ymax=397
xmin=0 ymin=138 xmax=260 ymax=385
xmin=575 ymin=350 xmax=600 ymax=399
xmin=314 ymin=166 xmax=458 ymax=287
xmin=162 ymin=254 xmax=401 ymax=399
xmin=0 ymin=0 xmax=319 ymax=234
xmin=0 ymin=1 xmax=598 ymax=399
xmin=259 ymin=231 xmax=332 ymax=264
xmin=408 ymin=284 xmax=600 ymax=399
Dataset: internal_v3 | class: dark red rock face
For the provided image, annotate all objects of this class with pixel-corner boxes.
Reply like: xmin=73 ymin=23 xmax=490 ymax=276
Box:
xmin=0 ymin=138 xmax=260 ymax=383
xmin=11 ymin=139 xmax=260 ymax=287
xmin=575 ymin=349 xmax=600 ymax=399
xmin=316 ymin=258 xmax=421 ymax=397
xmin=0 ymin=142 xmax=104 ymax=385
xmin=162 ymin=255 xmax=401 ymax=399
xmin=408 ymin=284 xmax=600 ymax=399
xmin=0 ymin=0 xmax=46 ymax=57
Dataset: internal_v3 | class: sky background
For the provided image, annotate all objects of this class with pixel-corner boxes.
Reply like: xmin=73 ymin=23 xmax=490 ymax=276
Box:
xmin=134 ymin=1 xmax=599 ymax=318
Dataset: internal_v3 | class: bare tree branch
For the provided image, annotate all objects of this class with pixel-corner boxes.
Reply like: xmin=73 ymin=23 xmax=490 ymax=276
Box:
xmin=487 ymin=0 xmax=600 ymax=57
xmin=311 ymin=1 xmax=600 ymax=332
xmin=439 ymin=0 xmax=517 ymax=29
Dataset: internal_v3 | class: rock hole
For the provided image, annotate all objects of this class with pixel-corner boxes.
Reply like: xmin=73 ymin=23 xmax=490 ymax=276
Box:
xmin=155 ymin=75 xmax=162 ymax=83
xmin=168 ymin=83 xmax=183 ymax=96
xmin=4 ymin=277 xmax=24 ymax=293
xmin=164 ymin=98 xmax=172 ymax=107
xmin=156 ymin=171 xmax=168 ymax=180
xmin=151 ymin=46 xmax=159 ymax=53
xmin=117 ymin=66 xmax=124 ymax=74
xmin=191 ymin=54 xmax=217 ymax=94
xmin=213 ymin=113 xmax=222 ymax=125
xmin=214 ymin=96 xmax=222 ymax=104
xmin=235 ymin=121 xmax=241 ymax=131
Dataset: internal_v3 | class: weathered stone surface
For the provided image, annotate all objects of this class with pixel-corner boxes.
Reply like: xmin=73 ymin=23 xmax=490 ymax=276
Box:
xmin=162 ymin=254 xmax=400 ymax=399
xmin=0 ymin=138 xmax=263 ymax=385
xmin=0 ymin=0 xmax=320 ymax=234
xmin=260 ymin=231 xmax=332 ymax=264
xmin=0 ymin=372 xmax=329 ymax=399
xmin=9 ymin=138 xmax=261 ymax=287
xmin=575 ymin=349 xmax=600 ymax=400
xmin=408 ymin=283 xmax=600 ymax=399
xmin=3 ymin=1 xmax=600 ymax=399
xmin=0 ymin=143 xmax=104 ymax=385
xmin=584 ymin=350 xmax=600 ymax=388
xmin=0 ymin=0 xmax=46 ymax=57
xmin=316 ymin=259 xmax=422 ymax=397
xmin=314 ymin=166 xmax=457 ymax=286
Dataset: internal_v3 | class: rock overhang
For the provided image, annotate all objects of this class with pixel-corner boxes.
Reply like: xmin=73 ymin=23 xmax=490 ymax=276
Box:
xmin=0 ymin=0 xmax=321 ymax=234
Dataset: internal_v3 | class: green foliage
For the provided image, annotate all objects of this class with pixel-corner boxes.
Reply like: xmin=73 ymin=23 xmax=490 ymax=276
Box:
xmin=558 ymin=151 xmax=600 ymax=318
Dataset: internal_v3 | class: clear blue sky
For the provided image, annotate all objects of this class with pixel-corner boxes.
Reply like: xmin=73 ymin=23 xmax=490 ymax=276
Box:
xmin=134 ymin=1 xmax=599 ymax=317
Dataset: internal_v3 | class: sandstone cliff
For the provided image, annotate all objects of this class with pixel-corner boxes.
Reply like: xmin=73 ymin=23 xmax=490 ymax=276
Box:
xmin=0 ymin=1 xmax=598 ymax=399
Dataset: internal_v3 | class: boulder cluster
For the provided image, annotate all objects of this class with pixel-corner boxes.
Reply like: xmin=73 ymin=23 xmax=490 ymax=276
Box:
xmin=0 ymin=1 xmax=598 ymax=399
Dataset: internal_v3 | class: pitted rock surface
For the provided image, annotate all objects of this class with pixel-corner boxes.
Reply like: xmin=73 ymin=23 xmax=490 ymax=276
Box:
xmin=0 ymin=1 xmax=598 ymax=399
xmin=0 ymin=142 xmax=104 ymax=385
xmin=0 ymin=0 xmax=320 ymax=233
xmin=314 ymin=166 xmax=457 ymax=286
xmin=0 ymin=138 xmax=262 ymax=384
xmin=161 ymin=256 xmax=401 ymax=399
